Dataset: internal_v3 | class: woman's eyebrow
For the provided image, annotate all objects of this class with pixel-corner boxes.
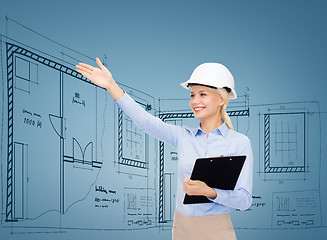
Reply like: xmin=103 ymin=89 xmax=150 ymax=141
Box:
xmin=190 ymin=90 xmax=208 ymax=95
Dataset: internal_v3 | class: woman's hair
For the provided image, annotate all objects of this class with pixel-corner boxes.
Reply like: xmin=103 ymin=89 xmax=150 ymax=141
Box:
xmin=214 ymin=88 xmax=234 ymax=130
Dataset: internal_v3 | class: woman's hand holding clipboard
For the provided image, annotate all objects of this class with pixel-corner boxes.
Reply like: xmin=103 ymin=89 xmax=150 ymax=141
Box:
xmin=183 ymin=155 xmax=246 ymax=204
xmin=183 ymin=178 xmax=218 ymax=200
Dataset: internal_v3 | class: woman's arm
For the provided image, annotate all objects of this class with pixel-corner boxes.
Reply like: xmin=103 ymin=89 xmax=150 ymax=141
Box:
xmin=76 ymin=58 xmax=182 ymax=149
xmin=115 ymin=93 xmax=181 ymax=148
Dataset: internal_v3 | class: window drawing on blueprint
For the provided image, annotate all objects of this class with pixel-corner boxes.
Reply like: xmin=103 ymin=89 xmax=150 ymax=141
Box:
xmin=113 ymin=89 xmax=157 ymax=229
xmin=257 ymin=102 xmax=322 ymax=229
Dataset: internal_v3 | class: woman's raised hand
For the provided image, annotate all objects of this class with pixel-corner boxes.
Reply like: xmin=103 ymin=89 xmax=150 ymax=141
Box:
xmin=76 ymin=57 xmax=114 ymax=90
xmin=76 ymin=57 xmax=124 ymax=101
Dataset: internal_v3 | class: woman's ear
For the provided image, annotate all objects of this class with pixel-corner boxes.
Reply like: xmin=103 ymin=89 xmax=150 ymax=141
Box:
xmin=218 ymin=94 xmax=225 ymax=107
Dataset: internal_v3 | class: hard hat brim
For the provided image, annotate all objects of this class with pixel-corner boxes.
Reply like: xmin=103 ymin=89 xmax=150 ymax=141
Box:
xmin=180 ymin=81 xmax=237 ymax=100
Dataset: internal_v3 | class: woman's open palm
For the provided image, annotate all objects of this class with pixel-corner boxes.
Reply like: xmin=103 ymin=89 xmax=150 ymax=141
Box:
xmin=76 ymin=57 xmax=114 ymax=90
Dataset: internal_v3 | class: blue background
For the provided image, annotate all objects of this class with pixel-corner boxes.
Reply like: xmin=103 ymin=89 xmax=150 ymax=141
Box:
xmin=1 ymin=0 xmax=326 ymax=239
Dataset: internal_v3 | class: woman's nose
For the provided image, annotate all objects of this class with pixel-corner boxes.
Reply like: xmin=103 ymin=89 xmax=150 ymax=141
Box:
xmin=190 ymin=97 xmax=199 ymax=106
xmin=193 ymin=95 xmax=200 ymax=103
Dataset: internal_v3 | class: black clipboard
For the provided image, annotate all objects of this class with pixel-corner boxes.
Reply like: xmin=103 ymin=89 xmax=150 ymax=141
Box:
xmin=183 ymin=155 xmax=246 ymax=204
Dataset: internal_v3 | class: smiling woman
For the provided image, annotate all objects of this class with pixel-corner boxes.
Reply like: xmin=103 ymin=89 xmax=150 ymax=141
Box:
xmin=76 ymin=60 xmax=253 ymax=240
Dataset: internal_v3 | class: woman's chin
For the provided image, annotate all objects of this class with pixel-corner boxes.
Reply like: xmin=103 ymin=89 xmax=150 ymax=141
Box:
xmin=193 ymin=113 xmax=204 ymax=120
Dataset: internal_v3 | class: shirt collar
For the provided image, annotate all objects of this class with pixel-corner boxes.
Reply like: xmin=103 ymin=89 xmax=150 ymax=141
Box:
xmin=184 ymin=121 xmax=228 ymax=137
xmin=218 ymin=121 xmax=228 ymax=136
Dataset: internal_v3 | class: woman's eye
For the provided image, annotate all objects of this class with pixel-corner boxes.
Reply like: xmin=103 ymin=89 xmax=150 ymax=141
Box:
xmin=190 ymin=94 xmax=194 ymax=98
xmin=200 ymin=93 xmax=206 ymax=96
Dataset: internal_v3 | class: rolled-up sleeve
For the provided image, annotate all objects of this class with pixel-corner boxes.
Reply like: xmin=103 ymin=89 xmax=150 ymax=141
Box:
xmin=115 ymin=93 xmax=182 ymax=149
xmin=208 ymin=137 xmax=253 ymax=210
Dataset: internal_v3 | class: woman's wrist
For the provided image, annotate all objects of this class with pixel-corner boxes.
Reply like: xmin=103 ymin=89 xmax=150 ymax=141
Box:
xmin=105 ymin=78 xmax=115 ymax=91
xmin=107 ymin=79 xmax=125 ymax=101
xmin=206 ymin=187 xmax=217 ymax=199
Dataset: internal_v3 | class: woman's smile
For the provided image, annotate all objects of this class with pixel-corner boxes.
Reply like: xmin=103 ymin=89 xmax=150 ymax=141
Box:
xmin=193 ymin=106 xmax=206 ymax=113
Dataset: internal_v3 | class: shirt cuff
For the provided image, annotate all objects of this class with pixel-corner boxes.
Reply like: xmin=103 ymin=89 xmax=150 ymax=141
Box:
xmin=114 ymin=92 xmax=130 ymax=109
xmin=207 ymin=188 xmax=227 ymax=204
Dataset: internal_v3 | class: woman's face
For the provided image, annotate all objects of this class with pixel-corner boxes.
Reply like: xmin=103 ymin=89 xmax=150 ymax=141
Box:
xmin=189 ymin=85 xmax=224 ymax=122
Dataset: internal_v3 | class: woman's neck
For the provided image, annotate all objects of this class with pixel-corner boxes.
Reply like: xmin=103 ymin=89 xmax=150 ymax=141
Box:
xmin=200 ymin=117 xmax=223 ymax=135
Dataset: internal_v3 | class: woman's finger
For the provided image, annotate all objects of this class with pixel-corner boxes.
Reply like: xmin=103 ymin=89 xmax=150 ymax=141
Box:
xmin=184 ymin=178 xmax=191 ymax=183
xmin=76 ymin=68 xmax=92 ymax=80
xmin=79 ymin=62 xmax=96 ymax=71
xmin=182 ymin=183 xmax=189 ymax=193
xmin=96 ymin=57 xmax=106 ymax=70
xmin=185 ymin=179 xmax=196 ymax=185
xmin=76 ymin=65 xmax=92 ymax=75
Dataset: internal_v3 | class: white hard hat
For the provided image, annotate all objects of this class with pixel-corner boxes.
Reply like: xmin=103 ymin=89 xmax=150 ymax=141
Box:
xmin=180 ymin=63 xmax=237 ymax=99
